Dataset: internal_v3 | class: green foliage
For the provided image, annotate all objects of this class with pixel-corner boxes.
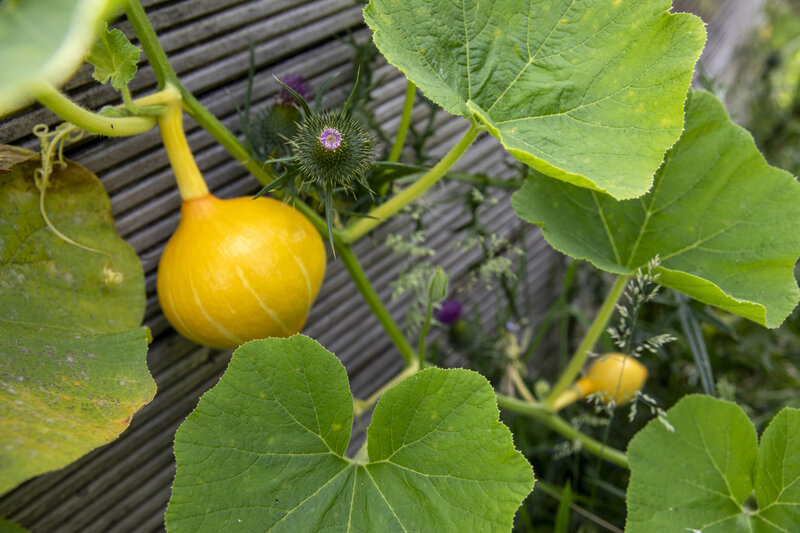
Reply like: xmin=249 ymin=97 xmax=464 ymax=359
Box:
xmin=86 ymin=22 xmax=141 ymax=90
xmin=0 ymin=147 xmax=155 ymax=495
xmin=0 ymin=518 xmax=28 ymax=533
xmin=0 ymin=0 xmax=121 ymax=115
xmin=167 ymin=335 xmax=534 ymax=532
xmin=626 ymin=395 xmax=800 ymax=531
xmin=727 ymin=0 xmax=800 ymax=175
xmin=512 ymin=90 xmax=800 ymax=328
xmin=364 ymin=0 xmax=706 ymax=199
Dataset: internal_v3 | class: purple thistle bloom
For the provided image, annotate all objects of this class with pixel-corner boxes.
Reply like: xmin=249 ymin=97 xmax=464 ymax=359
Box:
xmin=277 ymin=74 xmax=310 ymax=106
xmin=319 ymin=128 xmax=342 ymax=150
xmin=434 ymin=300 xmax=463 ymax=325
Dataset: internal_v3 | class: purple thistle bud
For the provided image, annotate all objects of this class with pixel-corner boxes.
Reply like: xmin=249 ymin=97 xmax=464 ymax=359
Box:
xmin=434 ymin=300 xmax=463 ymax=325
xmin=277 ymin=74 xmax=310 ymax=106
xmin=319 ymin=128 xmax=342 ymax=150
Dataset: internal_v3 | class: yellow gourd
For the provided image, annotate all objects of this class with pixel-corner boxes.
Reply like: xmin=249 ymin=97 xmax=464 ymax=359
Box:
xmin=155 ymin=86 xmax=325 ymax=349
xmin=552 ymin=353 xmax=648 ymax=410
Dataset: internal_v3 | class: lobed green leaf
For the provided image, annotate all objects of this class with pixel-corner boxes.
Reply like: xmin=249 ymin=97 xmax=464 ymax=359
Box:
xmin=626 ymin=395 xmax=800 ymax=531
xmin=166 ymin=335 xmax=534 ymax=532
xmin=512 ymin=90 xmax=800 ymax=328
xmin=86 ymin=22 xmax=141 ymax=91
xmin=364 ymin=0 xmax=706 ymax=199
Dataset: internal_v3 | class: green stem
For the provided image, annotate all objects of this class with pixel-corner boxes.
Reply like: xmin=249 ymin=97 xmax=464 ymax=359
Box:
xmin=335 ymin=240 xmax=417 ymax=366
xmin=387 ymin=81 xmax=416 ymax=163
xmin=32 ymin=82 xmax=156 ymax=136
xmin=418 ymin=300 xmax=433 ymax=367
xmin=546 ymin=275 xmax=629 ymax=406
xmin=345 ymin=125 xmax=480 ymax=243
xmin=124 ymin=0 xmax=178 ymax=86
xmin=496 ymin=394 xmax=629 ymax=469
xmin=508 ymin=365 xmax=537 ymax=404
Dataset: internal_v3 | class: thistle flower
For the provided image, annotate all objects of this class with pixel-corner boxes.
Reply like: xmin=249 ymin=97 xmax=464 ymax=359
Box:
xmin=277 ymin=74 xmax=310 ymax=107
xmin=290 ymin=112 xmax=374 ymax=190
xmin=253 ymin=72 xmax=375 ymax=252
xmin=435 ymin=300 xmax=463 ymax=325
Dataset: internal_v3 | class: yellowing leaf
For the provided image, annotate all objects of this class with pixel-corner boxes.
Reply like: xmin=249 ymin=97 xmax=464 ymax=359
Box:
xmin=0 ymin=150 xmax=154 ymax=495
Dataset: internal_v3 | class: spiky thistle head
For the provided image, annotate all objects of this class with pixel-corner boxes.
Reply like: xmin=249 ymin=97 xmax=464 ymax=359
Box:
xmin=250 ymin=104 xmax=302 ymax=158
xmin=290 ymin=112 xmax=374 ymax=189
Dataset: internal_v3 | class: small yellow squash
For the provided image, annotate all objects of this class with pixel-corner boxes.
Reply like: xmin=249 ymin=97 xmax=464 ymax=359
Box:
xmin=155 ymin=87 xmax=325 ymax=349
xmin=157 ymin=194 xmax=325 ymax=349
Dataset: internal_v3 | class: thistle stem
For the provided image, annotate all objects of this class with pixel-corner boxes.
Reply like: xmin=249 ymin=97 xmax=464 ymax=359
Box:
xmin=32 ymin=82 xmax=156 ymax=137
xmin=545 ymin=276 xmax=629 ymax=406
xmin=345 ymin=125 xmax=479 ymax=243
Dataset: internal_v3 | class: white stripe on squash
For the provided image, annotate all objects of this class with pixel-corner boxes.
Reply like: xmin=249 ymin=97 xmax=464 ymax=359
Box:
xmin=234 ymin=265 xmax=292 ymax=335
xmin=190 ymin=279 xmax=244 ymax=345
xmin=290 ymin=251 xmax=313 ymax=310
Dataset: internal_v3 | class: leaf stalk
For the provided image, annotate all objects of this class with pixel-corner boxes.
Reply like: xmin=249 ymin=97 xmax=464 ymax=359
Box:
xmin=496 ymin=394 xmax=629 ymax=469
xmin=32 ymin=82 xmax=156 ymax=137
xmin=344 ymin=125 xmax=480 ymax=243
xmin=546 ymin=275 xmax=630 ymax=406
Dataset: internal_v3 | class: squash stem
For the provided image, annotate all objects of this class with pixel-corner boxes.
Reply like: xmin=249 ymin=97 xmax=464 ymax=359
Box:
xmin=157 ymin=85 xmax=209 ymax=201
xmin=551 ymin=386 xmax=583 ymax=411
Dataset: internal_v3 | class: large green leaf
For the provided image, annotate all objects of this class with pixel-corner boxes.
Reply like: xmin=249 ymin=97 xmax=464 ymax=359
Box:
xmin=0 ymin=148 xmax=154 ymax=495
xmin=364 ymin=0 xmax=705 ymax=199
xmin=167 ymin=336 xmax=534 ymax=532
xmin=626 ymin=395 xmax=800 ymax=532
xmin=512 ymin=90 xmax=800 ymax=328
xmin=0 ymin=0 xmax=120 ymax=115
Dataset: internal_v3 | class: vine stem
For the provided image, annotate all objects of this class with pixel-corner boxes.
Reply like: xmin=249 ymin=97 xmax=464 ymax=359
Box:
xmin=32 ymin=82 xmax=156 ymax=137
xmin=344 ymin=125 xmax=480 ymax=243
xmin=335 ymin=239 xmax=418 ymax=366
xmin=545 ymin=275 xmax=629 ymax=406
xmin=496 ymin=394 xmax=629 ymax=469
xmin=507 ymin=365 xmax=537 ymax=404
xmin=387 ymin=80 xmax=416 ymax=163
